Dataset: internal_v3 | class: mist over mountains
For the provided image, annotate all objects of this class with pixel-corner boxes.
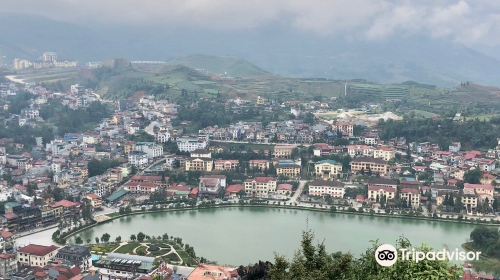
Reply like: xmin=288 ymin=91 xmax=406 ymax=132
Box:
xmin=1 ymin=14 xmax=500 ymax=87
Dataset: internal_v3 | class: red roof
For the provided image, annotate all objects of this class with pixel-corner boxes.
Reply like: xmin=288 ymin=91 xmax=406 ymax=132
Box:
xmin=18 ymin=244 xmax=59 ymax=256
xmin=52 ymin=200 xmax=80 ymax=208
xmin=401 ymin=188 xmax=420 ymax=194
xmin=226 ymin=184 xmax=244 ymax=194
xmin=368 ymin=186 xmax=395 ymax=193
xmin=1 ymin=230 xmax=13 ymax=240
xmin=277 ymin=184 xmax=293 ymax=191
xmin=253 ymin=177 xmax=276 ymax=183
xmin=464 ymin=183 xmax=493 ymax=191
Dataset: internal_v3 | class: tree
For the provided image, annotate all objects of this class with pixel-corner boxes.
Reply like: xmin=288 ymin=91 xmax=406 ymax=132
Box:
xmin=464 ymin=168 xmax=482 ymax=184
xmin=95 ymin=237 xmax=100 ymax=244
xmin=470 ymin=226 xmax=499 ymax=249
xmin=137 ymin=232 xmax=146 ymax=242
xmin=115 ymin=236 xmax=122 ymax=243
xmin=101 ymin=233 xmax=111 ymax=243
xmin=75 ymin=236 xmax=83 ymax=244
xmin=130 ymin=234 xmax=137 ymax=241
xmin=162 ymin=233 xmax=169 ymax=241
xmin=262 ymin=231 xmax=462 ymax=280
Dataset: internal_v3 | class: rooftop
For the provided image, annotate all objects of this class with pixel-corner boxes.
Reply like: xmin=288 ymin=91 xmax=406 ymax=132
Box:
xmin=18 ymin=244 xmax=59 ymax=256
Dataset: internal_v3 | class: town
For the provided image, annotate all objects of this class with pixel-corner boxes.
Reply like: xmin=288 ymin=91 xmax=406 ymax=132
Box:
xmin=0 ymin=52 xmax=499 ymax=280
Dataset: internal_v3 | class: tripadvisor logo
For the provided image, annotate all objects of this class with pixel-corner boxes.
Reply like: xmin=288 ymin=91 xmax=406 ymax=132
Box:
xmin=375 ymin=244 xmax=481 ymax=267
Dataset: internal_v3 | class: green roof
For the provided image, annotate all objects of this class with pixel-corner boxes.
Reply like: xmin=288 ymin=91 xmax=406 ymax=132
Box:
xmin=106 ymin=189 xmax=129 ymax=202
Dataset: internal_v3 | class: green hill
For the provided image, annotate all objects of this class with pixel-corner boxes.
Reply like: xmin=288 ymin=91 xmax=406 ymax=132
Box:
xmin=168 ymin=55 xmax=270 ymax=78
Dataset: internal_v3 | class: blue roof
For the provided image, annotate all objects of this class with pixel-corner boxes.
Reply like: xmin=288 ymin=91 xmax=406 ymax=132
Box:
xmin=316 ymin=160 xmax=340 ymax=165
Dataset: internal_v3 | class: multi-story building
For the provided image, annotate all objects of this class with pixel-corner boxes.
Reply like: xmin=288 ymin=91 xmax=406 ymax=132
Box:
xmin=314 ymin=160 xmax=343 ymax=179
xmin=367 ymin=177 xmax=398 ymax=190
xmin=332 ymin=122 xmax=353 ymax=137
xmin=350 ymin=157 xmax=389 ymax=175
xmin=55 ymin=245 xmax=92 ymax=271
xmin=185 ymin=158 xmax=213 ymax=172
xmin=399 ymin=188 xmax=421 ymax=209
xmin=273 ymin=145 xmax=296 ymax=158
xmin=214 ymin=160 xmax=239 ymax=171
xmin=94 ymin=253 xmax=155 ymax=280
xmin=244 ymin=177 xmax=277 ymax=198
xmin=367 ymin=186 xmax=396 ymax=202
xmin=373 ymin=147 xmax=396 ymax=161
xmin=187 ymin=264 xmax=239 ymax=280
xmin=276 ymin=160 xmax=301 ymax=178
xmin=308 ymin=180 xmax=345 ymax=198
xmin=0 ymin=254 xmax=17 ymax=277
xmin=17 ymin=244 xmax=59 ymax=267
xmin=176 ymin=136 xmax=208 ymax=152
xmin=462 ymin=194 xmax=479 ymax=212
xmin=199 ymin=175 xmax=226 ymax=199
xmin=134 ymin=142 xmax=163 ymax=159
xmin=128 ymin=151 xmax=148 ymax=168
xmin=463 ymin=183 xmax=494 ymax=204
xmin=347 ymin=145 xmax=373 ymax=157
xmin=249 ymin=160 xmax=271 ymax=171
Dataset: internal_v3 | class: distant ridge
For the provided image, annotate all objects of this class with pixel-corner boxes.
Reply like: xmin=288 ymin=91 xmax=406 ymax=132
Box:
xmin=167 ymin=55 xmax=270 ymax=78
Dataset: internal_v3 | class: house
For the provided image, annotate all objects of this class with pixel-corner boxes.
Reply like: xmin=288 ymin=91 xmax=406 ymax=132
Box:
xmin=225 ymin=184 xmax=244 ymax=199
xmin=85 ymin=194 xmax=102 ymax=209
xmin=276 ymin=160 xmax=301 ymax=178
xmin=214 ymin=160 xmax=239 ymax=171
xmin=244 ymin=177 xmax=277 ymax=198
xmin=17 ymin=244 xmax=59 ymax=267
xmin=187 ymin=264 xmax=239 ymax=280
xmin=55 ymin=245 xmax=92 ymax=271
xmin=199 ymin=175 xmax=226 ymax=199
xmin=166 ymin=184 xmax=191 ymax=198
xmin=0 ymin=230 xmax=15 ymax=252
xmin=350 ymin=157 xmax=389 ymax=175
xmin=276 ymin=184 xmax=293 ymax=198
xmin=399 ymin=188 xmax=421 ymax=209
xmin=308 ymin=180 xmax=345 ymax=198
xmin=314 ymin=160 xmax=343 ymax=180
xmin=0 ymin=253 xmax=17 ymax=277
xmin=312 ymin=143 xmax=334 ymax=157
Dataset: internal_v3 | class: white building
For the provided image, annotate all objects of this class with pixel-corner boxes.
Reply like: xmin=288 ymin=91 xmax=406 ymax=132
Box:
xmin=135 ymin=142 xmax=163 ymax=159
xmin=176 ymin=136 xmax=208 ymax=152
xmin=128 ymin=152 xmax=148 ymax=168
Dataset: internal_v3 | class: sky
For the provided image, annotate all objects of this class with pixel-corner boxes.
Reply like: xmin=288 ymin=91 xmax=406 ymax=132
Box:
xmin=2 ymin=0 xmax=500 ymax=50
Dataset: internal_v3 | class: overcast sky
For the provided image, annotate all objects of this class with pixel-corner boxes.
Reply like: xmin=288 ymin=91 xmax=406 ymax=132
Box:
xmin=2 ymin=0 xmax=500 ymax=49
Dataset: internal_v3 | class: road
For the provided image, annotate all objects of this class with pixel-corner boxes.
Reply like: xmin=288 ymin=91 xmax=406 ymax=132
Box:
xmin=289 ymin=180 xmax=307 ymax=204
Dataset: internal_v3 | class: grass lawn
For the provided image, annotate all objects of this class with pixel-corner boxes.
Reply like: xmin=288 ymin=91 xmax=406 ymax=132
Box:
xmin=90 ymin=243 xmax=120 ymax=254
xmin=114 ymin=242 xmax=141 ymax=254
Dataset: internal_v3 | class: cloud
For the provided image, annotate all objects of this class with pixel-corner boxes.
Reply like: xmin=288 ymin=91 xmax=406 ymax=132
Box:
xmin=1 ymin=0 xmax=500 ymax=47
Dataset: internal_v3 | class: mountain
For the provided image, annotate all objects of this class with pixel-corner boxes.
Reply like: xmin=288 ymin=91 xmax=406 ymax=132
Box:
xmin=2 ymin=14 xmax=500 ymax=87
xmin=168 ymin=55 xmax=269 ymax=78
